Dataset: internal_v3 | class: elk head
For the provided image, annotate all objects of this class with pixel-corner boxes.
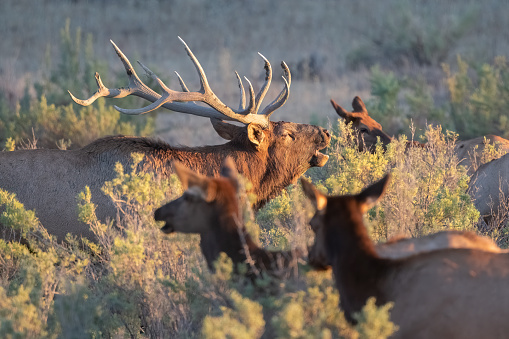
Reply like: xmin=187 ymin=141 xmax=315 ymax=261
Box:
xmin=331 ymin=96 xmax=392 ymax=152
xmin=301 ymin=175 xmax=390 ymax=269
xmin=154 ymin=157 xmax=240 ymax=234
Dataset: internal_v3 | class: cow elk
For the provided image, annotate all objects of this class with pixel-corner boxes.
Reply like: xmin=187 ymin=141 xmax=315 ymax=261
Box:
xmin=154 ymin=158 xmax=301 ymax=278
xmin=0 ymin=38 xmax=331 ymax=242
xmin=468 ymin=152 xmax=509 ymax=224
xmin=332 ymin=96 xmax=509 ymax=175
xmin=301 ymin=175 xmax=509 ymax=338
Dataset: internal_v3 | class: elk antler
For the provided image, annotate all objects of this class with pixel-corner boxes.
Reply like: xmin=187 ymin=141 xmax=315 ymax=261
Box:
xmin=68 ymin=37 xmax=291 ymax=128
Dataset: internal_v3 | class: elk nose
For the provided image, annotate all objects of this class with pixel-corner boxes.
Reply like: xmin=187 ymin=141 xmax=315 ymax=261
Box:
xmin=321 ymin=127 xmax=330 ymax=138
xmin=154 ymin=206 xmax=165 ymax=221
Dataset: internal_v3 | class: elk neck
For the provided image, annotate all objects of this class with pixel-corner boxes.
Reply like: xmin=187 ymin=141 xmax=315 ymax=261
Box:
xmin=325 ymin=199 xmax=390 ymax=322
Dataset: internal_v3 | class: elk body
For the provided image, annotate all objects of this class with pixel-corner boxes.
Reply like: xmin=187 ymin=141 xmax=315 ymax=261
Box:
xmin=468 ymin=152 xmax=509 ymax=222
xmin=154 ymin=158 xmax=300 ymax=277
xmin=377 ymin=230 xmax=502 ymax=259
xmin=0 ymin=39 xmax=330 ymax=242
xmin=331 ymin=96 xmax=509 ymax=175
xmin=302 ymin=176 xmax=509 ymax=338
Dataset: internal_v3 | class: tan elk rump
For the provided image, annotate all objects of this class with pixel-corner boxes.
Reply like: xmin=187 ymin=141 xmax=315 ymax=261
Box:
xmin=0 ymin=38 xmax=330 ymax=242
xmin=302 ymin=176 xmax=509 ymax=339
xmin=468 ymin=152 xmax=509 ymax=223
xmin=154 ymin=158 xmax=301 ymax=277
xmin=376 ymin=230 xmax=502 ymax=259
xmin=331 ymin=96 xmax=509 ymax=175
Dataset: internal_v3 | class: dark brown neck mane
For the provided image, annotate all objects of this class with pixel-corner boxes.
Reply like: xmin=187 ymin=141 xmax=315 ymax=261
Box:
xmin=83 ymin=135 xmax=302 ymax=210
xmin=325 ymin=200 xmax=391 ymax=323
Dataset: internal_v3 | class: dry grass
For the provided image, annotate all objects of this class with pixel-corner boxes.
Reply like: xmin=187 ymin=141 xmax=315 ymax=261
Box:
xmin=2 ymin=0 xmax=509 ymax=145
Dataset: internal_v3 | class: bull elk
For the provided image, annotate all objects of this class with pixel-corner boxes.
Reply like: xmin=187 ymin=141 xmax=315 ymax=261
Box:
xmin=154 ymin=158 xmax=300 ymax=277
xmin=0 ymin=38 xmax=330 ymax=242
xmin=301 ymin=176 xmax=509 ymax=338
xmin=331 ymin=96 xmax=509 ymax=175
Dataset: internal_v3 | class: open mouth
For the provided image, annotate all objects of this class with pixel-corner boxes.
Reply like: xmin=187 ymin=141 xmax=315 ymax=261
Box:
xmin=160 ymin=223 xmax=175 ymax=234
xmin=310 ymin=150 xmax=329 ymax=167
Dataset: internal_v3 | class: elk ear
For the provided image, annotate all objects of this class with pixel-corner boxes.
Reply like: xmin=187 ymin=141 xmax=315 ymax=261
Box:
xmin=221 ymin=157 xmax=239 ymax=191
xmin=173 ymin=161 xmax=217 ymax=202
xmin=352 ymin=96 xmax=367 ymax=113
xmin=210 ymin=118 xmax=243 ymax=140
xmin=357 ymin=174 xmax=390 ymax=213
xmin=330 ymin=99 xmax=352 ymax=120
xmin=247 ymin=123 xmax=265 ymax=147
xmin=300 ymin=178 xmax=327 ymax=211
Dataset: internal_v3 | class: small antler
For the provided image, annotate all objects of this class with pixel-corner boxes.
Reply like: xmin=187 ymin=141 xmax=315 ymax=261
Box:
xmin=68 ymin=37 xmax=291 ymax=128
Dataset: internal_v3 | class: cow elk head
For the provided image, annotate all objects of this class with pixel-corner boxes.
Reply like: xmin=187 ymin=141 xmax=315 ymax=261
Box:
xmin=154 ymin=157 xmax=240 ymax=234
xmin=331 ymin=96 xmax=392 ymax=152
xmin=301 ymin=175 xmax=390 ymax=269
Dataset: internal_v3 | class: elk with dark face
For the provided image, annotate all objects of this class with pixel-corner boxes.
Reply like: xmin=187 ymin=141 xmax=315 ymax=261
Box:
xmin=0 ymin=38 xmax=330 ymax=242
xmin=331 ymin=96 xmax=393 ymax=152
xmin=154 ymin=158 xmax=300 ymax=277
xmin=301 ymin=176 xmax=509 ymax=338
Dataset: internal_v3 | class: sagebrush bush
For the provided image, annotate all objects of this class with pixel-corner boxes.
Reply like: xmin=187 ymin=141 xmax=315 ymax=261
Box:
xmin=323 ymin=120 xmax=479 ymax=240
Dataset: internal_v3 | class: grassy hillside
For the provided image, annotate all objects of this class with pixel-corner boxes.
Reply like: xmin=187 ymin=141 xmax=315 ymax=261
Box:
xmin=2 ymin=0 xmax=509 ymax=145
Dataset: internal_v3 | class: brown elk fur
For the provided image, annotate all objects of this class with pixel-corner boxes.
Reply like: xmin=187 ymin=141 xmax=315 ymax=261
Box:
xmin=0 ymin=120 xmax=330 ymax=242
xmin=468 ymin=152 xmax=509 ymax=223
xmin=302 ymin=176 xmax=509 ymax=338
xmin=154 ymin=158 xmax=300 ymax=277
xmin=377 ymin=230 xmax=502 ymax=259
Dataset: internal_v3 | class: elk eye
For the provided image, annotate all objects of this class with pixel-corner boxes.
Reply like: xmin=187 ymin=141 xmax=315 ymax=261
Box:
xmin=283 ymin=132 xmax=295 ymax=140
xmin=359 ymin=127 xmax=369 ymax=134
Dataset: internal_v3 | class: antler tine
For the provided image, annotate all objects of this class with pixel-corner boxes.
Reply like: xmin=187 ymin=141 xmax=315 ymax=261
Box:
xmin=115 ymin=61 xmax=206 ymax=115
xmin=69 ymin=40 xmax=162 ymax=107
xmin=260 ymin=61 xmax=291 ymax=117
xmin=178 ymin=36 xmax=210 ymax=94
xmin=175 ymin=71 xmax=190 ymax=92
xmin=253 ymin=53 xmax=272 ymax=113
xmin=70 ymin=38 xmax=282 ymax=127
xmin=176 ymin=36 xmax=266 ymax=124
xmin=68 ymin=72 xmax=113 ymax=106
xmin=235 ymin=71 xmax=246 ymax=110
xmin=243 ymin=76 xmax=256 ymax=116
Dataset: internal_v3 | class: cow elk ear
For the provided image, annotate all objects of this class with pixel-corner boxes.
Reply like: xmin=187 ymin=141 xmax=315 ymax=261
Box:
xmin=221 ymin=157 xmax=239 ymax=191
xmin=247 ymin=123 xmax=265 ymax=147
xmin=210 ymin=118 xmax=243 ymax=141
xmin=330 ymin=99 xmax=352 ymax=120
xmin=300 ymin=178 xmax=327 ymax=212
xmin=351 ymin=96 xmax=367 ymax=113
xmin=173 ymin=161 xmax=214 ymax=199
xmin=186 ymin=181 xmax=217 ymax=202
xmin=357 ymin=174 xmax=390 ymax=213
